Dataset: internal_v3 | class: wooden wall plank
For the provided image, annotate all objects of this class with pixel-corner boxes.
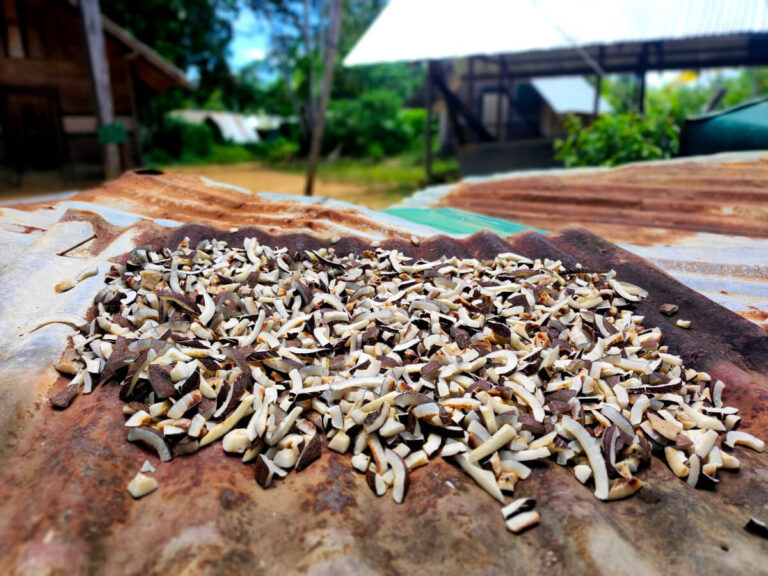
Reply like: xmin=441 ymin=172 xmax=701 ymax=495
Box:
xmin=3 ymin=0 xmax=25 ymax=58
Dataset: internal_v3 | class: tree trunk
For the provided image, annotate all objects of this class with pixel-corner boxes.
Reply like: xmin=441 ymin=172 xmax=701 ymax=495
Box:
xmin=302 ymin=0 xmax=314 ymax=133
xmin=304 ymin=0 xmax=343 ymax=197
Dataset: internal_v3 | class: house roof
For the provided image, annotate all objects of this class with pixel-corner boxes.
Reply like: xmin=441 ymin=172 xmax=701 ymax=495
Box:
xmin=101 ymin=16 xmax=193 ymax=91
xmin=65 ymin=0 xmax=192 ymax=91
xmin=344 ymin=0 xmax=768 ymax=73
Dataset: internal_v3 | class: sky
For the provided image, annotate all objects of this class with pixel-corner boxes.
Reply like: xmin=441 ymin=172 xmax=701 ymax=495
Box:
xmin=228 ymin=7 xmax=269 ymax=71
xmin=223 ymin=3 xmax=739 ymax=89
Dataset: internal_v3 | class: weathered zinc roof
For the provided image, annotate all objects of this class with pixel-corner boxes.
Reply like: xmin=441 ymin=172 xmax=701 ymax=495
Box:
xmin=393 ymin=151 xmax=768 ymax=329
xmin=345 ymin=0 xmax=768 ymax=67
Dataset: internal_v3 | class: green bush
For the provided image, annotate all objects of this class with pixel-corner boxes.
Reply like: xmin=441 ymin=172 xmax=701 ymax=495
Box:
xmin=248 ymin=137 xmax=301 ymax=162
xmin=151 ymin=117 xmax=213 ymax=160
xmin=554 ymin=114 xmax=679 ymax=168
xmin=324 ymin=90 xmax=422 ymax=158
xmin=143 ymin=147 xmax=175 ymax=167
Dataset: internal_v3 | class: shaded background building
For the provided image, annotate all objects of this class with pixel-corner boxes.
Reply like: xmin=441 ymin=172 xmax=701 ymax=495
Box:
xmin=0 ymin=0 xmax=190 ymax=187
xmin=346 ymin=0 xmax=768 ymax=176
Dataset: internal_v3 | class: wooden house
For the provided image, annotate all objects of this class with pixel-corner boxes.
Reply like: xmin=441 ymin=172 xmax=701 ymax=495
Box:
xmin=0 ymin=0 xmax=191 ymax=186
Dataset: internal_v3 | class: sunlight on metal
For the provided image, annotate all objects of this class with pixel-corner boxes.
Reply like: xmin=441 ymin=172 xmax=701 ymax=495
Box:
xmin=344 ymin=0 xmax=768 ymax=66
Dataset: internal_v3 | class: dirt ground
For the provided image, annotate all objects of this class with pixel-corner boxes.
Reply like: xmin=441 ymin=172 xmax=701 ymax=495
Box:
xmin=0 ymin=163 xmax=400 ymax=210
xmin=166 ymin=163 xmax=395 ymax=209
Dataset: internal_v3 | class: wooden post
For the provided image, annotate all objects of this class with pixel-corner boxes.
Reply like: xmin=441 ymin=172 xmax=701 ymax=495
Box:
xmin=637 ymin=71 xmax=646 ymax=114
xmin=125 ymin=61 xmax=144 ymax=166
xmin=637 ymin=44 xmax=648 ymax=115
xmin=3 ymin=0 xmax=26 ymax=58
xmin=592 ymin=46 xmax=604 ymax=119
xmin=78 ymin=0 xmax=121 ymax=180
xmin=303 ymin=0 xmax=342 ymax=197
xmin=424 ymin=61 xmax=434 ymax=183
xmin=592 ymin=74 xmax=602 ymax=118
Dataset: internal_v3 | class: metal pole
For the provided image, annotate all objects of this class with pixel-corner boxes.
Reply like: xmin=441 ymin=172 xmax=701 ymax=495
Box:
xmin=425 ymin=60 xmax=434 ymax=183
xmin=78 ymin=0 xmax=121 ymax=180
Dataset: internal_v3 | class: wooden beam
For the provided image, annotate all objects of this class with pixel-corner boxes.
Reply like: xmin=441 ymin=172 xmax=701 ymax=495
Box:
xmin=430 ymin=62 xmax=494 ymax=143
xmin=124 ymin=61 xmax=144 ymax=166
xmin=78 ymin=0 xmax=121 ymax=180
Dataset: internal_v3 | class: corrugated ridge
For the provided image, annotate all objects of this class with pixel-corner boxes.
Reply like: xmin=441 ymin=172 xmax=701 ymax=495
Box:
xmin=11 ymin=171 xmax=425 ymax=240
xmin=442 ymin=159 xmax=768 ymax=238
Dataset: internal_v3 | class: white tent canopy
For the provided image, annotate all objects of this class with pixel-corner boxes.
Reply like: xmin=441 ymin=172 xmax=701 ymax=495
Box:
xmin=344 ymin=0 xmax=768 ymax=66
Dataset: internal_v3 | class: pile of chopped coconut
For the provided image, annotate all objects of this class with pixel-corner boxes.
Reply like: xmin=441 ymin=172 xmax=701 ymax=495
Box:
xmin=50 ymin=237 xmax=765 ymax=531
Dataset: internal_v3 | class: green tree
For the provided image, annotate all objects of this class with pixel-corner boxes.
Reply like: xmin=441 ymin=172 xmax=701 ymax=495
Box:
xmin=554 ymin=114 xmax=679 ymax=168
xmin=102 ymin=0 xmax=239 ymax=105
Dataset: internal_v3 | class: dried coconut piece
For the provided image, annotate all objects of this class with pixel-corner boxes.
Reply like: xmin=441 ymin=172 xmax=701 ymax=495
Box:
xmin=54 ymin=279 xmax=76 ymax=293
xmin=745 ymin=517 xmax=768 ymax=539
xmin=725 ymin=431 xmax=765 ymax=452
xmin=505 ymin=510 xmax=540 ymax=533
xmin=659 ymin=303 xmax=678 ymax=316
xmin=53 ymin=234 xmax=755 ymax=533
xmin=127 ymin=472 xmax=158 ymax=499
xmin=453 ymin=454 xmax=504 ymax=504
xmin=127 ymin=428 xmax=172 ymax=462
xmin=560 ymin=416 xmax=609 ymax=500
xmin=500 ymin=498 xmax=535 ymax=520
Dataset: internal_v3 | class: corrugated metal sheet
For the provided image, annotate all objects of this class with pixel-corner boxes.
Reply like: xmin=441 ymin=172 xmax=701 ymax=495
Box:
xmin=393 ymin=151 xmax=768 ymax=328
xmin=170 ymin=110 xmax=261 ymax=144
xmin=345 ymin=0 xmax=768 ymax=65
xmin=1 ymin=171 xmax=441 ymax=243
xmin=1 ymin=211 xmax=767 ymax=574
xmin=1 ymin=174 xmax=768 ymax=574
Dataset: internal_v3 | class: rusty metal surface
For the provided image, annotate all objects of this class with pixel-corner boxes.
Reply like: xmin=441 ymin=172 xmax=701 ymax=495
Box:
xmin=395 ymin=152 xmax=768 ymax=329
xmin=0 ymin=202 xmax=767 ymax=574
xmin=435 ymin=152 xmax=768 ymax=242
xmin=622 ymin=234 xmax=768 ymax=331
xmin=5 ymin=170 xmax=439 ymax=241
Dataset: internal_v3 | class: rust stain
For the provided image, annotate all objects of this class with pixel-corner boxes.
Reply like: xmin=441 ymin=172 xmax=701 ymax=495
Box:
xmin=743 ymin=306 xmax=768 ymax=330
xmin=2 ymin=190 xmax=768 ymax=573
xmin=1 ymin=223 xmax=45 ymax=235
xmin=9 ymin=171 xmax=419 ymax=240
xmin=440 ymin=160 xmax=768 ymax=245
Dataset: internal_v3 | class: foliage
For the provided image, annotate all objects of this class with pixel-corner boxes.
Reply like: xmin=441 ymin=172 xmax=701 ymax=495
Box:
xmin=146 ymin=142 xmax=259 ymax=166
xmin=554 ymin=114 xmax=679 ymax=168
xmin=324 ymin=91 xmax=424 ymax=158
xmin=248 ymin=137 xmax=301 ymax=162
xmin=102 ymin=0 xmax=238 ymax=104
xmin=604 ymin=68 xmax=768 ymax=123
xmin=149 ymin=117 xmax=214 ymax=161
